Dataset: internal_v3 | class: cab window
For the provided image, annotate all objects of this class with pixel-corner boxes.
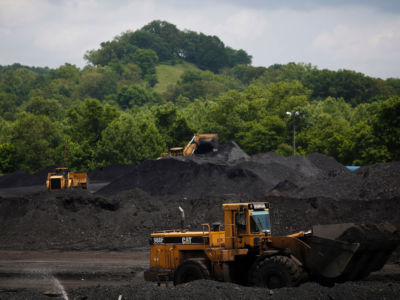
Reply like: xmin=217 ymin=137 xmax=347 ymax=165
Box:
xmin=235 ymin=212 xmax=247 ymax=234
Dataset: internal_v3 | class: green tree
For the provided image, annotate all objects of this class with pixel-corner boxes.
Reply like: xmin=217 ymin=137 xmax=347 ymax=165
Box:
xmin=132 ymin=49 xmax=159 ymax=86
xmin=67 ymin=98 xmax=119 ymax=147
xmin=154 ymin=103 xmax=193 ymax=147
xmin=0 ymin=142 xmax=19 ymax=173
xmin=373 ymin=97 xmax=400 ymax=160
xmin=119 ymin=63 xmax=142 ymax=84
xmin=96 ymin=113 xmax=166 ymax=164
xmin=386 ymin=78 xmax=400 ymax=95
xmin=165 ymin=69 xmax=243 ymax=102
xmin=0 ymin=68 xmax=38 ymax=103
xmin=0 ymin=117 xmax=11 ymax=143
xmin=237 ymin=116 xmax=286 ymax=155
xmin=142 ymin=20 xmax=184 ymax=59
xmin=121 ymin=30 xmax=173 ymax=61
xmin=51 ymin=63 xmax=80 ymax=83
xmin=25 ymin=96 xmax=63 ymax=120
xmin=11 ymin=113 xmax=61 ymax=172
xmin=117 ymin=85 xmax=164 ymax=109
xmin=84 ymin=39 xmax=137 ymax=66
xmin=229 ymin=65 xmax=266 ymax=85
xmin=59 ymin=140 xmax=96 ymax=171
xmin=79 ymin=66 xmax=118 ymax=100
xmin=349 ymin=121 xmax=390 ymax=165
xmin=297 ymin=114 xmax=353 ymax=164
xmin=0 ymin=92 xmax=18 ymax=120
xmin=201 ymin=91 xmax=246 ymax=141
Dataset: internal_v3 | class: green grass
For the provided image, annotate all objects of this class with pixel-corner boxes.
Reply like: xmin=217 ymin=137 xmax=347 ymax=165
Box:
xmin=154 ymin=62 xmax=199 ymax=94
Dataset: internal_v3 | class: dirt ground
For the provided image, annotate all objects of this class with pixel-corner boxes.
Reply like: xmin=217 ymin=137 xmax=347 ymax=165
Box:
xmin=1 ymin=143 xmax=400 ymax=299
xmin=0 ymin=250 xmax=399 ymax=300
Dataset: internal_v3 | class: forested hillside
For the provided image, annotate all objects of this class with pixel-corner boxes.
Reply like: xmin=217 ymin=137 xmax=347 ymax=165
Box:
xmin=0 ymin=20 xmax=399 ymax=174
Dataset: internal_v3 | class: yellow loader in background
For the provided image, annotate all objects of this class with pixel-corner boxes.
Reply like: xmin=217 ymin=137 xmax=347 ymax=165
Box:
xmin=46 ymin=167 xmax=87 ymax=190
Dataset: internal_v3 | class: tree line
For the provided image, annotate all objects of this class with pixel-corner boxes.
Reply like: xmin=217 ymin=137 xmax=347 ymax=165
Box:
xmin=0 ymin=20 xmax=399 ymax=174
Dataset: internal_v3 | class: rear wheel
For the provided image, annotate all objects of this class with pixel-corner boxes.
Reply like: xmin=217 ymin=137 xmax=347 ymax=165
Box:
xmin=173 ymin=260 xmax=209 ymax=285
xmin=249 ymin=255 xmax=302 ymax=289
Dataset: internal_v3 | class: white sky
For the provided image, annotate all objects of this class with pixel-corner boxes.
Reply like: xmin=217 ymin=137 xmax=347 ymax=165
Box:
xmin=0 ymin=0 xmax=399 ymax=78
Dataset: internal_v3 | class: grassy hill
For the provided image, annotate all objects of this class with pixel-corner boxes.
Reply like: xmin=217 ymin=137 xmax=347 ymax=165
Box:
xmin=154 ymin=62 xmax=199 ymax=94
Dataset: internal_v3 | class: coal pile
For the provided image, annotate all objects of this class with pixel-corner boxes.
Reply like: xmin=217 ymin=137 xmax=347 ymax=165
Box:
xmin=97 ymin=158 xmax=267 ymax=197
xmin=95 ymin=142 xmax=400 ymax=201
xmin=0 ymin=189 xmax=241 ymax=250
xmin=1 ymin=141 xmax=400 ymax=252
xmin=1 ymin=188 xmax=400 ymax=254
xmin=95 ymin=142 xmax=346 ymax=197
xmin=0 ymin=166 xmax=57 ymax=188
xmin=88 ymin=164 xmax=136 ymax=182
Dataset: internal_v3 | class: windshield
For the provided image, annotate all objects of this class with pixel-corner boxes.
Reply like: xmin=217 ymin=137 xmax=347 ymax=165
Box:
xmin=250 ymin=211 xmax=271 ymax=233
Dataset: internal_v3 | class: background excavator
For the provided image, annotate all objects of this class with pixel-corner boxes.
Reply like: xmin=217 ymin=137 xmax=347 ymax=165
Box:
xmin=144 ymin=202 xmax=399 ymax=288
xmin=161 ymin=133 xmax=218 ymax=157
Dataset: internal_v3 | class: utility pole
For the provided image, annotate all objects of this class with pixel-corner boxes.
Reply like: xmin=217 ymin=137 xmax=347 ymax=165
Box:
xmin=286 ymin=111 xmax=299 ymax=156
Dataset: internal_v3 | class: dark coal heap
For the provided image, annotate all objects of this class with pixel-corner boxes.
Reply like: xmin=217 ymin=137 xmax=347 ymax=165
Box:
xmin=94 ymin=141 xmax=400 ymax=201
xmin=0 ymin=165 xmax=57 ymax=188
xmin=0 ymin=142 xmax=399 ymax=254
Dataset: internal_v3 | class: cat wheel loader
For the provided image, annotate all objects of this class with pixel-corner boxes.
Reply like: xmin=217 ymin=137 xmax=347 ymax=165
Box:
xmin=46 ymin=167 xmax=87 ymax=190
xmin=160 ymin=133 xmax=218 ymax=158
xmin=144 ymin=202 xmax=399 ymax=288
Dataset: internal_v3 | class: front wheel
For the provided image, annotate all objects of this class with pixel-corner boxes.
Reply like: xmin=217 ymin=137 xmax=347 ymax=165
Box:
xmin=249 ymin=255 xmax=303 ymax=289
xmin=173 ymin=260 xmax=209 ymax=285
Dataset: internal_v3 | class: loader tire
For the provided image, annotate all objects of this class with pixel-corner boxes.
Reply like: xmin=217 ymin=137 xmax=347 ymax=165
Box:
xmin=249 ymin=255 xmax=302 ymax=289
xmin=173 ymin=260 xmax=209 ymax=285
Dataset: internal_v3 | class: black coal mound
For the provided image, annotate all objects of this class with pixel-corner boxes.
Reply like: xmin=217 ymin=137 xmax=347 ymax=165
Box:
xmin=0 ymin=165 xmax=57 ymax=188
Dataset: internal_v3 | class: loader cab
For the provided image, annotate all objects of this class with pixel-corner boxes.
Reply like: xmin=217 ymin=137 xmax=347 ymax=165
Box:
xmin=223 ymin=203 xmax=271 ymax=249
xmin=55 ymin=167 xmax=69 ymax=178
xmin=169 ymin=147 xmax=184 ymax=157
xmin=46 ymin=167 xmax=71 ymax=190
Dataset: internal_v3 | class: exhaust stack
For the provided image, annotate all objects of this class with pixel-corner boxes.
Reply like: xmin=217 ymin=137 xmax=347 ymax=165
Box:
xmin=178 ymin=206 xmax=185 ymax=230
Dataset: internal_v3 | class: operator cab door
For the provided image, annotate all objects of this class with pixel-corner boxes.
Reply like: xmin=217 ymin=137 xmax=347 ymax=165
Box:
xmin=234 ymin=209 xmax=272 ymax=248
xmin=234 ymin=211 xmax=249 ymax=248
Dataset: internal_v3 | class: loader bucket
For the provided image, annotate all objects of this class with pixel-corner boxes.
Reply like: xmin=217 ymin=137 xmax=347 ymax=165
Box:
xmin=194 ymin=137 xmax=218 ymax=154
xmin=300 ymin=223 xmax=400 ymax=282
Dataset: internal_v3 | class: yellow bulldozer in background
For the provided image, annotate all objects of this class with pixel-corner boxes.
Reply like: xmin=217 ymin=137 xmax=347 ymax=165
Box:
xmin=161 ymin=133 xmax=218 ymax=158
xmin=46 ymin=167 xmax=87 ymax=190
xmin=144 ymin=202 xmax=399 ymax=288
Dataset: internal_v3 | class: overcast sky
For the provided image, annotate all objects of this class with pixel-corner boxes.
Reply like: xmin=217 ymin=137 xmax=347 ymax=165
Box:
xmin=1 ymin=0 xmax=399 ymax=78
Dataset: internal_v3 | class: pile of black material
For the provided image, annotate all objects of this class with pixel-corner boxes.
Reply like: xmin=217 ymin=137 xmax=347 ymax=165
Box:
xmin=94 ymin=142 xmax=342 ymax=197
xmin=88 ymin=164 xmax=136 ymax=182
xmin=1 ymin=188 xmax=399 ymax=254
xmin=0 ymin=166 xmax=57 ymax=188
xmin=0 ymin=141 xmax=400 ymax=252
xmin=95 ymin=142 xmax=400 ymax=201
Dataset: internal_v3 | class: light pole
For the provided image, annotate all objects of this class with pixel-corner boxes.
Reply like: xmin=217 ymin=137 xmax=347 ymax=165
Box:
xmin=286 ymin=111 xmax=299 ymax=155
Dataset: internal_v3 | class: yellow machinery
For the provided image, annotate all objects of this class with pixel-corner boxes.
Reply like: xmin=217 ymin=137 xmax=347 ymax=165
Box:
xmin=68 ymin=172 xmax=88 ymax=189
xmin=144 ymin=202 xmax=399 ymax=288
xmin=161 ymin=134 xmax=218 ymax=158
xmin=46 ymin=168 xmax=87 ymax=190
xmin=182 ymin=133 xmax=218 ymax=156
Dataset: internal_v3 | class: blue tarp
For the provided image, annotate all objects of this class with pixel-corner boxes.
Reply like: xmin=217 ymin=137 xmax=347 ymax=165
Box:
xmin=346 ymin=166 xmax=360 ymax=171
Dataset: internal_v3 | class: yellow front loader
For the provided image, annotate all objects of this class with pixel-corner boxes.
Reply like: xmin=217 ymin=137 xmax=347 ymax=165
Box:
xmin=46 ymin=168 xmax=87 ymax=190
xmin=144 ymin=202 xmax=399 ymax=288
